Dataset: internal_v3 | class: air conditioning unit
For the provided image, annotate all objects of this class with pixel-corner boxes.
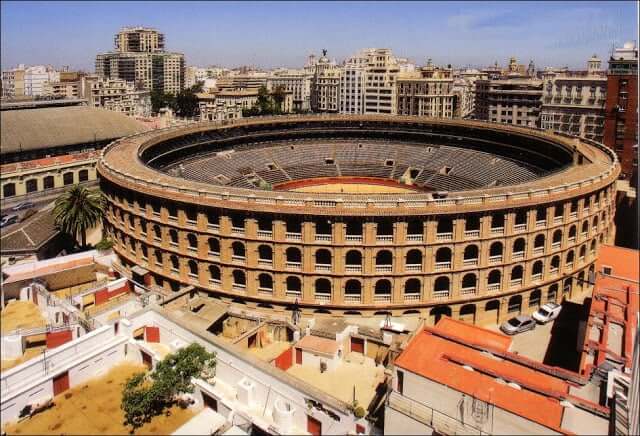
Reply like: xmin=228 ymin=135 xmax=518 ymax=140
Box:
xmin=237 ymin=377 xmax=256 ymax=406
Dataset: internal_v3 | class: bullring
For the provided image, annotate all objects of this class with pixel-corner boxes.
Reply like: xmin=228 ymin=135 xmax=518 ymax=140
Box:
xmin=98 ymin=115 xmax=619 ymax=326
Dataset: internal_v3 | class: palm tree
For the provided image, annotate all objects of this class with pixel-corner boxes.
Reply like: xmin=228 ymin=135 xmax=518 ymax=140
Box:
xmin=53 ymin=185 xmax=105 ymax=248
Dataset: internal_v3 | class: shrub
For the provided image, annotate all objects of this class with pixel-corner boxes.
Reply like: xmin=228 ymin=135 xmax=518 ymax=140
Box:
xmin=95 ymin=238 xmax=114 ymax=251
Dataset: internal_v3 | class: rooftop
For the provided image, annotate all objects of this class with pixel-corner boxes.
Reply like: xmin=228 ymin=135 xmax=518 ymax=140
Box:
xmin=295 ymin=334 xmax=339 ymax=356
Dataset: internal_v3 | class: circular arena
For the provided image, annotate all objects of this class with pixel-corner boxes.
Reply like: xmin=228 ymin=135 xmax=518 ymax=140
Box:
xmin=98 ymin=115 xmax=619 ymax=326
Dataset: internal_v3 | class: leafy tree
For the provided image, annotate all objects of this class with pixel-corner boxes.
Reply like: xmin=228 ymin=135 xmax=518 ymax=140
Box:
xmin=256 ymin=85 xmax=272 ymax=114
xmin=175 ymin=87 xmax=199 ymax=118
xmin=121 ymin=343 xmax=216 ymax=431
xmin=53 ymin=185 xmax=104 ymax=248
xmin=150 ymin=90 xmax=167 ymax=114
xmin=272 ymin=85 xmax=286 ymax=114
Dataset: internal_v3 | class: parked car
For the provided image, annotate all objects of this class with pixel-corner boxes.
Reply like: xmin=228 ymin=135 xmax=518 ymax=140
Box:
xmin=12 ymin=201 xmax=34 ymax=211
xmin=0 ymin=214 xmax=18 ymax=228
xmin=532 ymin=303 xmax=562 ymax=324
xmin=500 ymin=315 xmax=536 ymax=335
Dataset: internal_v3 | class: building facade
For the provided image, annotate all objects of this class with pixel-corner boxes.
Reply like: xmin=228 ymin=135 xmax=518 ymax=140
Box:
xmin=362 ymin=48 xmax=399 ymax=114
xmin=268 ymin=70 xmax=313 ymax=112
xmin=1 ymin=66 xmax=25 ymax=99
xmin=85 ymin=76 xmax=151 ymax=117
xmin=96 ymin=27 xmax=185 ymax=95
xmin=195 ymin=93 xmax=243 ymax=121
xmin=540 ymin=56 xmax=607 ymax=143
xmin=311 ymin=52 xmax=340 ymax=113
xmin=603 ymin=41 xmax=638 ymax=183
xmin=397 ymin=60 xmax=455 ymax=118
xmin=475 ymin=77 xmax=543 ymax=127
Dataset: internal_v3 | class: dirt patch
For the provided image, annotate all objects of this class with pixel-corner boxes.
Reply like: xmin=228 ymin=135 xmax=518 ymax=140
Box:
xmin=0 ymin=300 xmax=46 ymax=333
xmin=2 ymin=362 xmax=196 ymax=435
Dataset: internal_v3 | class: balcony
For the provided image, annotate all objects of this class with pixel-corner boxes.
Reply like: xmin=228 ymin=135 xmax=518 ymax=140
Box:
xmin=552 ymin=242 xmax=561 ymax=250
xmin=436 ymin=232 xmax=453 ymax=241
xmin=464 ymin=230 xmax=480 ymax=239
xmin=345 ymin=234 xmax=363 ymax=243
xmin=554 ymin=216 xmax=563 ymax=224
xmin=208 ymin=223 xmax=220 ymax=232
xmin=376 ymin=265 xmax=393 ymax=273
xmin=535 ymin=220 xmax=546 ymax=229
xmin=487 ymin=283 xmax=500 ymax=292
xmin=186 ymin=219 xmax=197 ymax=228
xmin=315 ymin=234 xmax=332 ymax=242
xmin=533 ymin=246 xmax=544 ymax=255
xmin=463 ymin=258 xmax=478 ymax=267
xmin=406 ymin=234 xmax=423 ymax=242
xmin=460 ymin=286 xmax=477 ymax=295
xmin=209 ymin=278 xmax=221 ymax=288
xmin=570 ymin=212 xmax=578 ymax=219
xmin=404 ymin=293 xmax=420 ymax=302
xmin=532 ymin=273 xmax=543 ymax=282
xmin=231 ymin=226 xmax=244 ymax=235
xmin=514 ymin=224 xmax=527 ymax=232
xmin=405 ymin=264 xmax=422 ymax=272
xmin=565 ymin=262 xmax=574 ymax=270
xmin=285 ymin=290 xmax=301 ymax=300
xmin=491 ymin=227 xmax=504 ymax=236
xmin=168 ymin=215 xmax=178 ymax=223
xmin=257 ymin=230 xmax=273 ymax=239
xmin=286 ymin=232 xmax=302 ymax=241
xmin=232 ymin=284 xmax=246 ymax=292
xmin=374 ymin=294 xmax=392 ymax=304
xmin=315 ymin=294 xmax=331 ymax=304
xmin=432 ymin=291 xmax=449 ymax=300
xmin=510 ymin=278 xmax=523 ymax=287
xmin=315 ymin=263 xmax=332 ymax=272
xmin=377 ymin=235 xmax=393 ymax=243
xmin=258 ymin=288 xmax=273 ymax=296
xmin=345 ymin=265 xmax=362 ymax=273
xmin=286 ymin=261 xmax=302 ymax=270
xmin=258 ymin=259 xmax=272 ymax=267
xmin=208 ymin=251 xmax=220 ymax=259
xmin=550 ymin=267 xmax=559 ymax=276
xmin=344 ymin=295 xmax=362 ymax=304
xmin=512 ymin=251 xmax=525 ymax=261
xmin=232 ymin=255 xmax=245 ymax=263
xmin=489 ymin=255 xmax=502 ymax=264
xmin=435 ymin=261 xmax=451 ymax=271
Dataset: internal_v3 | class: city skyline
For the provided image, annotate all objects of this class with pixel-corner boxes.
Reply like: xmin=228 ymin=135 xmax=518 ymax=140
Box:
xmin=1 ymin=1 xmax=637 ymax=71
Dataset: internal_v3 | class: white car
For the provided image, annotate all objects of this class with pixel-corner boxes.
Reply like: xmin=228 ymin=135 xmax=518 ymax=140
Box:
xmin=532 ymin=303 xmax=562 ymax=324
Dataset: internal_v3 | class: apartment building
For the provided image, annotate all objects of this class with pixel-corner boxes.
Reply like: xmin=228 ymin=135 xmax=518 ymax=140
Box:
xmin=85 ymin=76 xmax=151 ymax=117
xmin=216 ymin=73 xmax=269 ymax=91
xmin=452 ymin=69 xmax=487 ymax=118
xmin=396 ymin=60 xmax=455 ymax=118
xmin=475 ymin=76 xmax=543 ymax=127
xmin=96 ymin=27 xmax=185 ymax=94
xmin=311 ymin=51 xmax=340 ymax=113
xmin=540 ymin=56 xmax=607 ymax=143
xmin=339 ymin=51 xmax=368 ymax=114
xmin=603 ymin=41 xmax=638 ymax=183
xmin=268 ymin=70 xmax=313 ymax=111
xmin=363 ymin=48 xmax=399 ymax=114
xmin=195 ymin=93 xmax=242 ymax=121
xmin=215 ymin=88 xmax=293 ymax=113
xmin=1 ymin=66 xmax=25 ymax=99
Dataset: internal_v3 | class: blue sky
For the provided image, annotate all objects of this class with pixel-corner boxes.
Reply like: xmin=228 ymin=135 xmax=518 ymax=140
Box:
xmin=1 ymin=1 xmax=637 ymax=71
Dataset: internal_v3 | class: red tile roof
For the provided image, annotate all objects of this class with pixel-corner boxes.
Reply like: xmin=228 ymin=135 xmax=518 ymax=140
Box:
xmin=3 ymin=257 xmax=95 ymax=284
xmin=432 ymin=317 xmax=512 ymax=352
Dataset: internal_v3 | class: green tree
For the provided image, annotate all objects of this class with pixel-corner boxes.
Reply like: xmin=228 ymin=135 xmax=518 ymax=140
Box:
xmin=150 ymin=89 xmax=167 ymax=114
xmin=175 ymin=87 xmax=199 ymax=118
xmin=53 ymin=185 xmax=104 ymax=248
xmin=121 ymin=344 xmax=216 ymax=431
xmin=256 ymin=85 xmax=272 ymax=114
xmin=272 ymin=85 xmax=286 ymax=114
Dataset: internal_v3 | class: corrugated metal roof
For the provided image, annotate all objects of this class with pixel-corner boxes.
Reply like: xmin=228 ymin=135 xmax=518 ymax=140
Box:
xmin=1 ymin=106 xmax=146 ymax=155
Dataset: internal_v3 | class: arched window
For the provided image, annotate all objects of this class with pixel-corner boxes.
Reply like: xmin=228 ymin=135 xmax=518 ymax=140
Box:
xmin=405 ymin=249 xmax=422 ymax=268
xmin=43 ymin=175 xmax=54 ymax=190
xmin=209 ymin=265 xmax=221 ymax=282
xmin=592 ymin=216 xmax=598 ymax=230
xmin=548 ymin=284 xmax=558 ymax=302
xmin=169 ymin=229 xmax=178 ymax=245
xmin=590 ymin=239 xmax=597 ymax=254
xmin=515 ymin=210 xmax=527 ymax=227
xmin=513 ymin=238 xmax=526 ymax=256
xmin=286 ymin=247 xmax=302 ymax=264
xmin=508 ymin=295 xmax=522 ymax=314
xmin=188 ymin=260 xmax=198 ymax=277
xmin=258 ymin=245 xmax=273 ymax=261
xmin=435 ymin=247 xmax=452 ymax=267
xmin=488 ymin=270 xmax=501 ymax=289
xmin=286 ymin=276 xmax=301 ymax=296
xmin=153 ymin=225 xmax=161 ymax=240
xmin=552 ymin=229 xmax=562 ymax=246
xmin=579 ymin=245 xmax=586 ymax=260
xmin=534 ymin=234 xmax=545 ymax=250
xmin=461 ymin=273 xmax=477 ymax=293
xmin=554 ymin=203 xmax=564 ymax=219
xmin=463 ymin=245 xmax=479 ymax=263
xmin=566 ymin=250 xmax=575 ymax=266
xmin=63 ymin=172 xmax=74 ymax=185
xmin=345 ymin=250 xmax=362 ymax=267
xmin=532 ymin=260 xmax=544 ymax=279
xmin=140 ymin=244 xmax=148 ymax=259
xmin=376 ymin=250 xmax=393 ymax=266
xmin=529 ymin=289 xmax=542 ymax=307
xmin=344 ymin=280 xmax=362 ymax=301
xmin=551 ymin=255 xmax=560 ymax=272
xmin=433 ymin=276 xmax=450 ymax=297
xmin=407 ymin=220 xmax=423 ymax=237
xmin=511 ymin=265 xmax=523 ymax=283
xmin=187 ymin=233 xmax=198 ymax=250
xmin=314 ymin=278 xmax=331 ymax=297
xmin=258 ymin=274 xmax=273 ymax=291
xmin=154 ymin=250 xmax=163 ymax=266
xmin=208 ymin=238 xmax=220 ymax=255
xmin=489 ymin=241 xmax=503 ymax=259
xmin=404 ymin=279 xmax=421 ymax=297
xmin=233 ymin=270 xmax=246 ymax=287
xmin=374 ymin=279 xmax=392 ymax=300
xmin=170 ymin=255 xmax=179 ymax=271
xmin=315 ymin=219 xmax=332 ymax=236
xmin=568 ymin=225 xmax=577 ymax=241
xmin=25 ymin=179 xmax=38 ymax=193
xmin=315 ymin=249 xmax=332 ymax=266
xmin=232 ymin=241 xmax=245 ymax=259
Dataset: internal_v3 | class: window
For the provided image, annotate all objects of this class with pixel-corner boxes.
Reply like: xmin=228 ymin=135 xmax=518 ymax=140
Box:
xmin=397 ymin=370 xmax=404 ymax=395
xmin=602 ymin=266 xmax=612 ymax=276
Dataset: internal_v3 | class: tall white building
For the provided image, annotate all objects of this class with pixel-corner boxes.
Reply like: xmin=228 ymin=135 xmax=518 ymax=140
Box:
xmin=311 ymin=51 xmax=340 ymax=113
xmin=23 ymin=65 xmax=59 ymax=97
xmin=396 ymin=59 xmax=455 ymax=118
xmin=362 ymin=48 xmax=399 ymax=114
xmin=267 ymin=69 xmax=313 ymax=111
xmin=540 ymin=56 xmax=607 ymax=143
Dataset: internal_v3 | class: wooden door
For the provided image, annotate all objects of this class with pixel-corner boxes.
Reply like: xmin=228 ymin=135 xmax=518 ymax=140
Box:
xmin=307 ymin=415 xmax=322 ymax=436
xmin=145 ymin=326 xmax=160 ymax=343
xmin=296 ymin=348 xmax=302 ymax=365
xmin=248 ymin=333 xmax=257 ymax=349
xmin=350 ymin=337 xmax=365 ymax=354
xmin=141 ymin=351 xmax=153 ymax=369
xmin=32 ymin=290 xmax=38 ymax=305
xmin=202 ymin=393 xmax=218 ymax=411
xmin=53 ymin=371 xmax=70 ymax=396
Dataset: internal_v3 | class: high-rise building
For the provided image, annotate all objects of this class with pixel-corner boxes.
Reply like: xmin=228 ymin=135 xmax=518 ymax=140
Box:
xmin=1 ymin=66 xmax=25 ymax=99
xmin=339 ymin=51 xmax=368 ymax=114
xmin=603 ymin=41 xmax=638 ymax=183
xmin=362 ymin=48 xmax=399 ymax=114
xmin=311 ymin=50 xmax=340 ymax=113
xmin=474 ymin=76 xmax=543 ymax=127
xmin=95 ymin=27 xmax=185 ymax=95
xmin=452 ymin=69 xmax=487 ymax=118
xmin=540 ymin=56 xmax=607 ymax=143
xmin=267 ymin=70 xmax=313 ymax=112
xmin=396 ymin=59 xmax=455 ymax=118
